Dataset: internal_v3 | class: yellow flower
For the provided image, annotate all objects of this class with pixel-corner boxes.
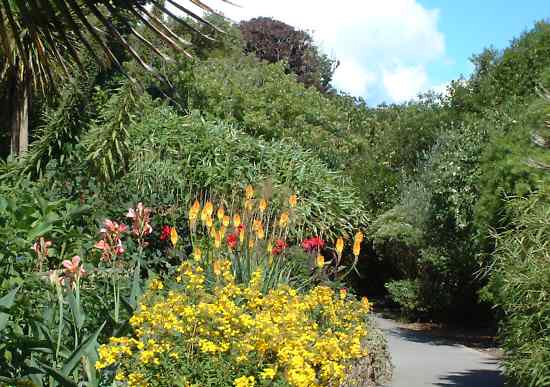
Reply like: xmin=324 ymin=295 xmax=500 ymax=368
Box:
xmin=248 ymin=239 xmax=255 ymax=249
xmin=220 ymin=226 xmax=227 ymax=239
xmin=234 ymin=376 xmax=255 ymax=387
xmin=193 ymin=247 xmax=202 ymax=261
xmin=213 ymin=260 xmax=222 ymax=276
xmin=260 ymin=367 xmax=277 ymax=380
xmin=339 ymin=288 xmax=348 ymax=300
xmin=205 ymin=201 xmax=214 ymax=216
xmin=316 ymin=254 xmax=325 ymax=269
xmin=289 ymin=194 xmax=298 ymax=208
xmin=259 ymin=198 xmax=268 ymax=213
xmin=355 ymin=231 xmax=364 ymax=243
xmin=240 ymin=229 xmax=245 ymax=244
xmin=205 ymin=216 xmax=213 ymax=228
xmin=170 ymin=227 xmax=178 ymax=247
xmin=149 ymin=279 xmax=164 ymax=290
xmin=214 ymin=230 xmax=222 ymax=249
xmin=189 ymin=200 xmax=201 ymax=221
xmin=267 ymin=241 xmax=273 ymax=255
xmin=252 ymin=219 xmax=262 ymax=232
xmin=336 ymin=237 xmax=344 ymax=257
xmin=217 ymin=207 xmax=225 ymax=222
xmin=361 ymin=297 xmax=371 ymax=311
xmin=201 ymin=201 xmax=214 ymax=222
xmin=278 ymin=212 xmax=289 ymax=227
xmin=128 ymin=372 xmax=147 ymax=387
xmin=256 ymin=226 xmax=265 ymax=240
xmin=223 ymin=215 xmax=231 ymax=227
xmin=233 ymin=214 xmax=241 ymax=228
xmin=245 ymin=185 xmax=255 ymax=200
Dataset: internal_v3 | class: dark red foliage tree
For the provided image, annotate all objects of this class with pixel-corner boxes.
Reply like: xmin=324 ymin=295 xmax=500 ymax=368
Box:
xmin=239 ymin=17 xmax=337 ymax=93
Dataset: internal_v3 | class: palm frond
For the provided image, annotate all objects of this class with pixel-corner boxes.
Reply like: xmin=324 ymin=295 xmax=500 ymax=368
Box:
xmin=0 ymin=0 xmax=230 ymax=90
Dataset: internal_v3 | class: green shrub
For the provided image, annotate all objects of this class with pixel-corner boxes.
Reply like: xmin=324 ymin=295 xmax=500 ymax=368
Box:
xmin=83 ymin=96 xmax=368 ymax=239
xmin=385 ymin=279 xmax=425 ymax=316
xmin=484 ymin=187 xmax=550 ymax=386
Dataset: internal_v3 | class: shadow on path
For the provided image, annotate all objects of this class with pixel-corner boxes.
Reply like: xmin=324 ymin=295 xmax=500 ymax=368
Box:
xmin=375 ymin=316 xmax=504 ymax=387
xmin=435 ymin=363 xmax=502 ymax=387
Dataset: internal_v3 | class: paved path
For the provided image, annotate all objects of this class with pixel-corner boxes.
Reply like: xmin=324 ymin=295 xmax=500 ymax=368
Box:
xmin=375 ymin=316 xmax=504 ymax=387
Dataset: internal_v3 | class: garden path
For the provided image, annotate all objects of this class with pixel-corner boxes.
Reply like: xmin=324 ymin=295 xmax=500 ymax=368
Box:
xmin=375 ymin=316 xmax=504 ymax=387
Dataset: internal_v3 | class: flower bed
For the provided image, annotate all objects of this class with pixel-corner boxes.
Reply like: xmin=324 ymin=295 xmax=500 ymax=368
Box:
xmin=97 ymin=261 xmax=379 ymax=387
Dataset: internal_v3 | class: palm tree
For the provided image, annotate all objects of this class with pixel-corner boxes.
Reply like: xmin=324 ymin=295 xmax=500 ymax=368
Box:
xmin=0 ymin=0 xmax=228 ymax=155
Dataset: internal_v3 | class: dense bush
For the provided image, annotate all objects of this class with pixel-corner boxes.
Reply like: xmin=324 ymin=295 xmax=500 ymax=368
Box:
xmin=368 ymin=121 xmax=488 ymax=318
xmin=484 ymin=188 xmax=550 ymax=386
xmin=79 ymin=89 xmax=368 ymax=239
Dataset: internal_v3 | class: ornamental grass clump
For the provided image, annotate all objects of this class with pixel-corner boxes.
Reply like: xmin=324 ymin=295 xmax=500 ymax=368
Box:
xmin=96 ymin=260 xmax=372 ymax=387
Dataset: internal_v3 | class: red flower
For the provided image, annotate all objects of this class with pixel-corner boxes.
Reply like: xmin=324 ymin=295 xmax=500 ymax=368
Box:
xmin=272 ymin=239 xmax=288 ymax=255
xmin=226 ymin=233 xmax=238 ymax=249
xmin=160 ymin=225 xmax=171 ymax=241
xmin=302 ymin=236 xmax=325 ymax=252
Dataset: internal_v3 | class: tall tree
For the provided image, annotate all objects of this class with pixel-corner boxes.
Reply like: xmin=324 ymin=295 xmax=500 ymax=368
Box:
xmin=0 ymin=0 xmax=227 ymax=156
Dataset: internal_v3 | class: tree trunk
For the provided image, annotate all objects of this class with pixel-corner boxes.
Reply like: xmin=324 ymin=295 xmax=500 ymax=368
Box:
xmin=9 ymin=72 xmax=31 ymax=156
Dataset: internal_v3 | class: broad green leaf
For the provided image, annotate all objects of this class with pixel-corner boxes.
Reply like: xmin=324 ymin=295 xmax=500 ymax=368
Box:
xmin=41 ymin=365 xmax=78 ymax=387
xmin=66 ymin=290 xmax=85 ymax=331
xmin=0 ymin=287 xmax=19 ymax=331
xmin=61 ymin=321 xmax=105 ymax=376
xmin=27 ymin=222 xmax=53 ymax=241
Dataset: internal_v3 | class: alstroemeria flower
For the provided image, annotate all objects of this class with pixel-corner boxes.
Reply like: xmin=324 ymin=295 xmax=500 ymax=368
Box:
xmin=126 ymin=203 xmax=152 ymax=239
xmin=32 ymin=238 xmax=53 ymax=257
xmin=62 ymin=255 xmax=86 ymax=279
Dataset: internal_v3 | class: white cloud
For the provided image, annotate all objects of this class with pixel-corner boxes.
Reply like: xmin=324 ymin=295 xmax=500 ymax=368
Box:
xmin=186 ymin=0 xmax=448 ymax=104
xmin=382 ymin=65 xmax=429 ymax=102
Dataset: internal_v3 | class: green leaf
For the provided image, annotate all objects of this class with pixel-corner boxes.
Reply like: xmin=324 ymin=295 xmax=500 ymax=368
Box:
xmin=41 ymin=365 xmax=78 ymax=387
xmin=0 ymin=287 xmax=19 ymax=331
xmin=66 ymin=290 xmax=85 ymax=331
xmin=27 ymin=222 xmax=53 ymax=241
xmin=60 ymin=321 xmax=105 ymax=376
xmin=0 ymin=287 xmax=18 ymax=308
xmin=129 ymin=260 xmax=142 ymax=309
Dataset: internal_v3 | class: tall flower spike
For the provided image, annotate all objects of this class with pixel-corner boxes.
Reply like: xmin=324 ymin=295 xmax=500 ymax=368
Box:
xmin=189 ymin=200 xmax=201 ymax=222
xmin=193 ymin=247 xmax=202 ymax=261
xmin=259 ymin=198 xmax=268 ymax=213
xmin=217 ymin=207 xmax=225 ymax=222
xmin=206 ymin=217 xmax=213 ymax=228
xmin=223 ymin=215 xmax=231 ymax=227
xmin=170 ymin=227 xmax=178 ymax=248
xmin=279 ymin=212 xmax=289 ymax=228
xmin=233 ymin=214 xmax=241 ymax=228
xmin=245 ymin=185 xmax=255 ymax=200
xmin=336 ymin=238 xmax=344 ymax=257
xmin=289 ymin=194 xmax=298 ymax=208
xmin=316 ymin=254 xmax=325 ymax=269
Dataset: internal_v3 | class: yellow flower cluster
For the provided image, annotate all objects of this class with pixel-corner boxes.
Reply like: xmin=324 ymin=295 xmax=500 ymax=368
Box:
xmin=96 ymin=261 xmax=371 ymax=387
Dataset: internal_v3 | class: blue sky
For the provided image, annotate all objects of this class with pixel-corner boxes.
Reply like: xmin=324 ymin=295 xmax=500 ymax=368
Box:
xmin=194 ymin=0 xmax=550 ymax=105
xmin=422 ymin=0 xmax=550 ymax=94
